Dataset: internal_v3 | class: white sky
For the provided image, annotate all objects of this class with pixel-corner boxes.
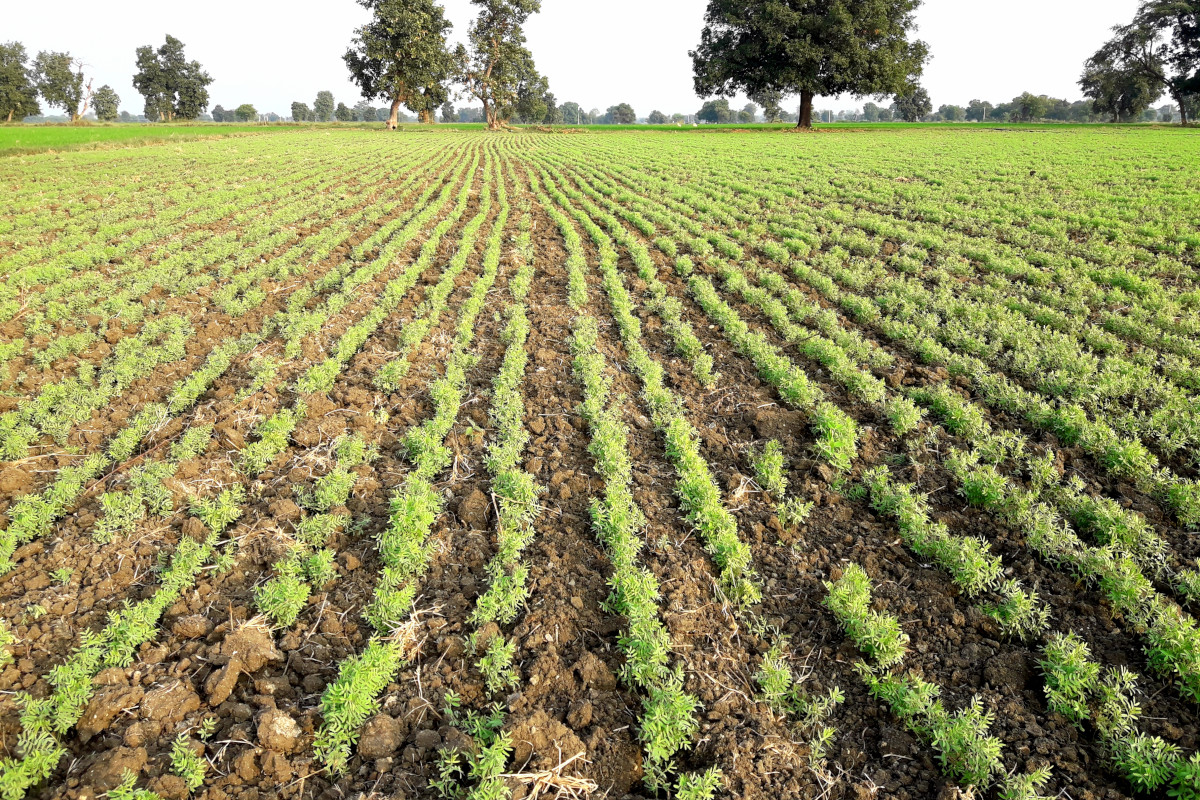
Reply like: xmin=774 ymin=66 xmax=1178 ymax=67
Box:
xmin=6 ymin=0 xmax=1143 ymax=118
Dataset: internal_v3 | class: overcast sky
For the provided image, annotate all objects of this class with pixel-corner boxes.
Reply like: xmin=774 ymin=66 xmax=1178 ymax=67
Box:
xmin=8 ymin=0 xmax=1143 ymax=118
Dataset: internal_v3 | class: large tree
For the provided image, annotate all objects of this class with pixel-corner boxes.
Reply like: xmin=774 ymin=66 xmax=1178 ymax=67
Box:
xmin=92 ymin=85 xmax=120 ymax=121
xmin=607 ymin=102 xmax=636 ymax=124
xmin=1081 ymin=47 xmax=1164 ymax=121
xmin=335 ymin=102 xmax=353 ymax=122
xmin=648 ymin=109 xmax=668 ymax=124
xmin=1083 ymin=0 xmax=1199 ymax=125
xmin=1012 ymin=92 xmax=1051 ymax=122
xmin=892 ymin=85 xmax=931 ymax=121
xmin=691 ymin=0 xmax=928 ymax=129
xmin=509 ymin=66 xmax=551 ymax=122
xmin=354 ymin=100 xmax=379 ymax=121
xmin=33 ymin=51 xmax=89 ymax=121
xmin=313 ymin=90 xmax=335 ymax=122
xmin=291 ymin=101 xmax=311 ymax=122
xmin=697 ymin=97 xmax=732 ymax=123
xmin=559 ymin=101 xmax=583 ymax=124
xmin=133 ymin=36 xmax=212 ymax=121
xmin=938 ymin=103 xmax=965 ymax=121
xmin=455 ymin=0 xmax=542 ymax=129
xmin=542 ymin=93 xmax=563 ymax=123
xmin=965 ymin=98 xmax=993 ymax=122
xmin=0 ymin=42 xmax=41 ymax=122
xmin=344 ymin=0 xmax=454 ymax=128
xmin=235 ymin=103 xmax=257 ymax=122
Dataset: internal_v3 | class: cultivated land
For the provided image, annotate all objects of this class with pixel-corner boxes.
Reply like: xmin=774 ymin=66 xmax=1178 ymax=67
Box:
xmin=0 ymin=126 xmax=1199 ymax=800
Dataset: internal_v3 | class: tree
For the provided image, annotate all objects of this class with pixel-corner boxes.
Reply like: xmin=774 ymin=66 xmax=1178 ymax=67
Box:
xmin=33 ymin=51 xmax=88 ymax=122
xmin=1160 ymin=103 xmax=1176 ymax=121
xmin=606 ymin=102 xmax=635 ymax=124
xmin=441 ymin=100 xmax=457 ymax=122
xmin=291 ymin=101 xmax=310 ymax=122
xmin=749 ymin=88 xmax=783 ymax=122
xmin=892 ymin=86 xmax=931 ymax=122
xmin=511 ymin=68 xmax=551 ymax=122
xmin=1082 ymin=1 xmax=1199 ymax=125
xmin=938 ymin=103 xmax=965 ymax=121
xmin=697 ymin=97 xmax=731 ymax=123
xmin=0 ymin=42 xmax=41 ymax=123
xmin=132 ymin=36 xmax=212 ymax=122
xmin=335 ymin=102 xmax=353 ymax=121
xmin=648 ymin=109 xmax=668 ymax=124
xmin=235 ymin=103 xmax=257 ymax=122
xmin=965 ymin=99 xmax=993 ymax=122
xmin=455 ymin=0 xmax=542 ymax=129
xmin=691 ymin=0 xmax=928 ymax=129
xmin=1081 ymin=48 xmax=1162 ymax=121
xmin=542 ymin=93 xmax=563 ymax=124
xmin=740 ymin=102 xmax=758 ymax=122
xmin=559 ymin=101 xmax=583 ymax=124
xmin=1013 ymin=92 xmax=1051 ymax=121
xmin=353 ymin=100 xmax=378 ymax=121
xmin=212 ymin=104 xmax=227 ymax=122
xmin=313 ymin=91 xmax=334 ymax=122
xmin=344 ymin=0 xmax=454 ymax=128
xmin=92 ymin=85 xmax=119 ymax=121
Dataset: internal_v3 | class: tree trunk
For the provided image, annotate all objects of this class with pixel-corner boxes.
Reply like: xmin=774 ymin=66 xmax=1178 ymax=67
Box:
xmin=483 ymin=99 xmax=502 ymax=130
xmin=418 ymin=109 xmax=434 ymax=124
xmin=6 ymin=110 xmax=12 ymax=123
xmin=1171 ymin=90 xmax=1189 ymax=127
xmin=797 ymin=91 xmax=814 ymax=129
xmin=387 ymin=98 xmax=402 ymax=130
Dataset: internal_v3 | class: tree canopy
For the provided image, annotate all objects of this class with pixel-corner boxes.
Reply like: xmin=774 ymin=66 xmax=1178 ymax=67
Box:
xmin=965 ymin=99 xmax=993 ymax=121
xmin=133 ymin=36 xmax=212 ymax=121
xmin=750 ymin=88 xmax=783 ymax=122
xmin=648 ymin=109 xmax=668 ymax=124
xmin=291 ymin=101 xmax=311 ymax=122
xmin=33 ymin=51 xmax=86 ymax=121
xmin=559 ymin=101 xmax=584 ymax=124
xmin=697 ymin=97 xmax=732 ymax=123
xmin=344 ymin=0 xmax=454 ymax=127
xmin=1081 ymin=0 xmax=1199 ymax=125
xmin=0 ymin=42 xmax=41 ymax=123
xmin=235 ymin=103 xmax=257 ymax=122
xmin=892 ymin=85 xmax=931 ymax=121
xmin=92 ymin=85 xmax=120 ymax=121
xmin=509 ymin=66 xmax=552 ymax=123
xmin=455 ymin=0 xmax=542 ymax=129
xmin=606 ymin=103 xmax=636 ymax=124
xmin=691 ymin=0 xmax=928 ymax=128
xmin=314 ymin=90 xmax=335 ymax=122
xmin=335 ymin=102 xmax=353 ymax=122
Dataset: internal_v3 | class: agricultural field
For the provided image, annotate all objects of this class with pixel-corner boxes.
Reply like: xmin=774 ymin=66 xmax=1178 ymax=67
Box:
xmin=0 ymin=126 xmax=305 ymax=157
xmin=0 ymin=125 xmax=1198 ymax=800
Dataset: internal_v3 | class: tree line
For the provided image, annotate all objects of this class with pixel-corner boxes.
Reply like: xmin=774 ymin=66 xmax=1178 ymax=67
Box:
xmin=5 ymin=0 xmax=1194 ymax=129
xmin=1 ymin=35 xmax=219 ymax=124
xmin=0 ymin=42 xmax=122 ymax=123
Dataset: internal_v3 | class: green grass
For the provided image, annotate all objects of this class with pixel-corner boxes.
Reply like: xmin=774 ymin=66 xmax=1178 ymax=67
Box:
xmin=0 ymin=123 xmax=302 ymax=155
xmin=4 ymin=120 xmax=1186 ymax=157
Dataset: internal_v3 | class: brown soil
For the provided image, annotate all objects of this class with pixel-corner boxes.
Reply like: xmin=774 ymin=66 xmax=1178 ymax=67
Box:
xmin=1 ymin=138 xmax=1191 ymax=800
